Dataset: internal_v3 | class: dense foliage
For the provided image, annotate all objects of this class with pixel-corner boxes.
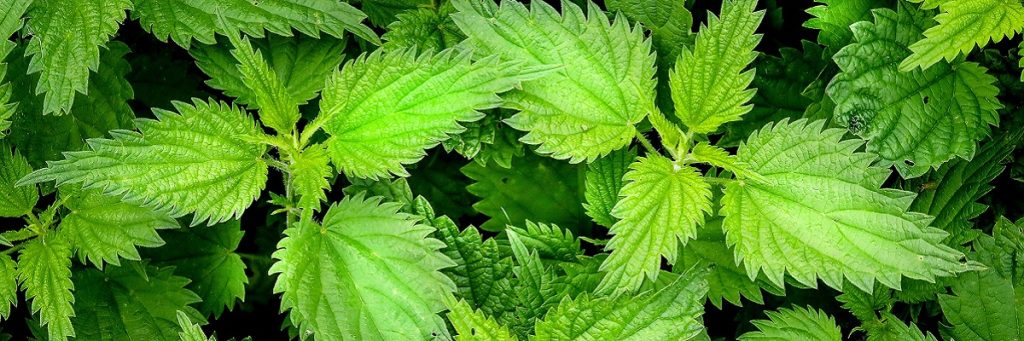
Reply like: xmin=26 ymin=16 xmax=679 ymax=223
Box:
xmin=0 ymin=0 xmax=1022 ymax=340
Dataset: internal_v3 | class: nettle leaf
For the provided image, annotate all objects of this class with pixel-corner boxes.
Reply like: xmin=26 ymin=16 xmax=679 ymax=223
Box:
xmin=24 ymin=0 xmax=131 ymax=115
xmin=145 ymin=221 xmax=248 ymax=319
xmin=190 ymin=34 xmax=346 ymax=109
xmin=223 ymin=31 xmax=299 ymax=133
xmin=176 ymin=311 xmax=212 ymax=341
xmin=19 ymin=99 xmax=269 ymax=226
xmin=721 ymin=119 xmax=972 ymax=292
xmin=290 ymin=144 xmax=333 ymax=212
xmin=361 ymin=0 xmax=432 ymax=27
xmin=71 ymin=264 xmax=205 ymax=341
xmin=446 ymin=298 xmax=517 ymax=341
xmin=583 ymin=147 xmax=636 ymax=228
xmin=132 ymin=0 xmax=378 ymax=48
xmin=452 ymin=0 xmax=657 ymax=162
xmin=462 ymin=152 xmax=586 ymax=232
xmin=597 ymin=154 xmax=712 ymax=294
xmin=804 ymin=0 xmax=890 ymax=50
xmin=864 ymin=313 xmax=939 ymax=341
xmin=18 ymin=236 xmax=74 ymax=341
xmin=509 ymin=221 xmax=581 ymax=263
xmin=502 ymin=231 xmax=570 ymax=338
xmin=533 ymin=269 xmax=707 ymax=341
xmin=901 ymin=0 xmax=1024 ymax=71
xmin=6 ymin=41 xmax=136 ymax=168
xmin=0 ymin=143 xmax=37 ymax=217
xmin=0 ymin=0 xmax=28 ymax=139
xmin=319 ymin=48 xmax=546 ymax=179
xmin=0 ymin=254 xmax=16 ymax=320
xmin=828 ymin=5 xmax=1001 ymax=178
xmin=60 ymin=187 xmax=178 ymax=268
xmin=382 ymin=5 xmax=464 ymax=52
xmin=901 ymin=131 xmax=1018 ymax=245
xmin=270 ymin=195 xmax=455 ymax=340
xmin=425 ymin=203 xmax=515 ymax=317
xmin=671 ymin=0 xmax=763 ymax=134
xmin=738 ymin=306 xmax=842 ymax=340
xmin=939 ymin=218 xmax=1024 ymax=341
xmin=443 ymin=109 xmax=525 ymax=169
xmin=678 ymin=217 xmax=784 ymax=309
xmin=606 ymin=0 xmax=692 ymax=64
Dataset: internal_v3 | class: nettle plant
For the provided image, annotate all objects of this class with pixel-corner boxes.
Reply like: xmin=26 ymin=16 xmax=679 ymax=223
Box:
xmin=0 ymin=0 xmax=1022 ymax=340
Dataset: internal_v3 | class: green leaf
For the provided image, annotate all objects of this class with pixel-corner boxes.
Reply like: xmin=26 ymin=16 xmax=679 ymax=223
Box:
xmin=6 ymin=41 xmax=136 ymax=168
xmin=290 ymin=144 xmax=332 ymax=212
xmin=0 ymin=143 xmax=36 ymax=217
xmin=533 ymin=268 xmax=708 ymax=341
xmin=270 ymin=195 xmax=455 ymax=340
xmin=131 ymin=0 xmax=378 ymax=48
xmin=446 ymin=298 xmax=518 ymax=341
xmin=443 ymin=109 xmax=525 ymax=169
xmin=863 ymin=313 xmax=939 ymax=341
xmin=0 ymin=0 xmax=30 ymax=40
xmin=222 ymin=30 xmax=298 ymax=133
xmin=583 ymin=147 xmax=636 ymax=228
xmin=804 ymin=0 xmax=890 ymax=50
xmin=606 ymin=0 xmax=693 ymax=64
xmin=670 ymin=0 xmax=764 ymax=133
xmin=24 ymin=0 xmax=131 ymax=115
xmin=319 ymin=48 xmax=547 ymax=179
xmin=462 ymin=152 xmax=586 ymax=232
xmin=382 ymin=5 xmax=464 ymax=52
xmin=901 ymin=131 xmax=1018 ymax=245
xmin=677 ymin=217 xmax=784 ymax=309
xmin=424 ymin=202 xmax=515 ymax=318
xmin=452 ymin=0 xmax=657 ymax=162
xmin=0 ymin=0 xmax=30 ymax=139
xmin=71 ymin=264 xmax=205 ymax=341
xmin=361 ymin=0 xmax=432 ymax=27
xmin=190 ymin=34 xmax=346 ymax=110
xmin=828 ymin=5 xmax=1002 ymax=178
xmin=176 ymin=311 xmax=212 ymax=341
xmin=900 ymin=0 xmax=1024 ymax=71
xmin=144 ymin=221 xmax=248 ymax=319
xmin=597 ymin=154 xmax=712 ymax=294
xmin=19 ymin=99 xmax=269 ymax=226
xmin=738 ymin=306 xmax=842 ymax=341
xmin=18 ymin=236 xmax=74 ymax=341
xmin=721 ymin=119 xmax=972 ymax=292
xmin=689 ymin=142 xmax=766 ymax=183
xmin=500 ymin=231 xmax=572 ymax=338
xmin=60 ymin=187 xmax=178 ymax=268
xmin=508 ymin=221 xmax=581 ymax=263
xmin=0 ymin=255 xmax=16 ymax=320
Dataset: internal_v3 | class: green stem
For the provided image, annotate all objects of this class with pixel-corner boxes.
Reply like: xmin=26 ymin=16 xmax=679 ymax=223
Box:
xmin=635 ymin=131 xmax=661 ymax=156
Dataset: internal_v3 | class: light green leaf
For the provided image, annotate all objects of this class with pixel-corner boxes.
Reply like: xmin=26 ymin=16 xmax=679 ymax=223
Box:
xmin=452 ymin=0 xmax=657 ymax=162
xmin=671 ymin=0 xmax=764 ymax=133
xmin=677 ymin=217 xmax=784 ymax=309
xmin=446 ymin=298 xmax=517 ymax=341
xmin=71 ymin=264 xmax=205 ymax=341
xmin=24 ymin=0 xmax=131 ymax=115
xmin=176 ymin=311 xmax=213 ymax=341
xmin=828 ymin=5 xmax=1002 ymax=178
xmin=144 ymin=221 xmax=248 ymax=319
xmin=738 ymin=306 xmax=842 ymax=341
xmin=19 ymin=99 xmax=269 ymax=226
xmin=0 ymin=143 xmax=36 ymax=217
xmin=442 ymin=109 xmax=525 ymax=169
xmin=361 ymin=0 xmax=432 ymax=26
xmin=534 ymin=268 xmax=707 ymax=341
xmin=290 ymin=144 xmax=332 ymax=212
xmin=583 ymin=147 xmax=636 ymax=228
xmin=0 ymin=255 xmax=15 ymax=320
xmin=132 ymin=0 xmax=378 ymax=48
xmin=270 ymin=195 xmax=455 ymax=340
xmin=190 ymin=34 xmax=346 ymax=110
xmin=689 ymin=142 xmax=766 ymax=183
xmin=508 ymin=221 xmax=581 ymax=263
xmin=18 ymin=236 xmax=74 ymax=341
xmin=721 ymin=119 xmax=972 ymax=292
xmin=0 ymin=0 xmax=30 ymax=138
xmin=222 ymin=30 xmax=298 ymax=133
xmin=901 ymin=0 xmax=1024 ymax=71
xmin=502 ymin=230 xmax=569 ymax=338
xmin=597 ymin=154 xmax=712 ymax=294
xmin=462 ymin=152 xmax=586 ymax=232
xmin=319 ymin=48 xmax=547 ymax=179
xmin=60 ymin=187 xmax=178 ymax=268
xmin=0 ymin=0 xmax=31 ymax=40
xmin=864 ymin=313 xmax=939 ymax=341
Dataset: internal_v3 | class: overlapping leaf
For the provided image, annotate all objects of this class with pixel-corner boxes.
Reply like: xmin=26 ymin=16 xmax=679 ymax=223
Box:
xmin=60 ymin=187 xmax=178 ymax=268
xmin=901 ymin=0 xmax=1024 ymax=71
xmin=452 ymin=0 xmax=657 ymax=162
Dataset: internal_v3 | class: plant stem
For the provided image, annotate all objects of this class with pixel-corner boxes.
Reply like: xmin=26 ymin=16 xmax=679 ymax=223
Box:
xmin=635 ymin=131 xmax=660 ymax=156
